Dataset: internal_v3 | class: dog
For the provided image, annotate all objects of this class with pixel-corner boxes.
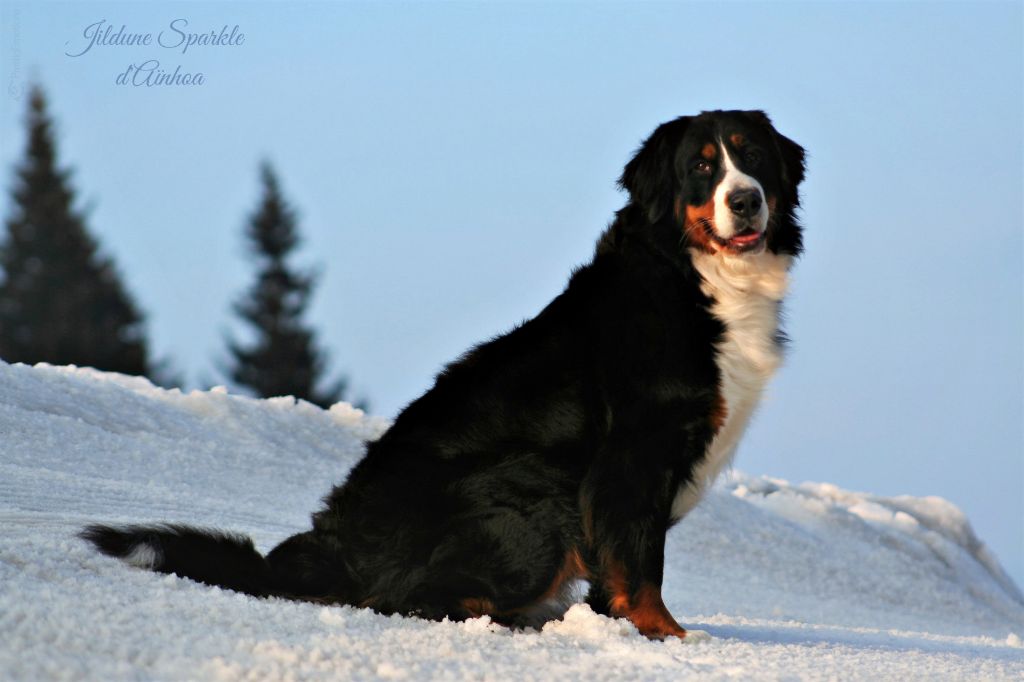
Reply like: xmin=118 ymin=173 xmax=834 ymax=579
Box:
xmin=83 ymin=110 xmax=805 ymax=640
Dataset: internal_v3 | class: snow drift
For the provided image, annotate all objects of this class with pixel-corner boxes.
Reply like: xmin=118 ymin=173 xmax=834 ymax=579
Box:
xmin=1 ymin=360 xmax=1022 ymax=680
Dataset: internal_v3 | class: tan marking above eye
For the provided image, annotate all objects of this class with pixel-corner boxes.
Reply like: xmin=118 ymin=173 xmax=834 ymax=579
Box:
xmin=701 ymin=143 xmax=717 ymax=160
xmin=730 ymin=133 xmax=744 ymax=146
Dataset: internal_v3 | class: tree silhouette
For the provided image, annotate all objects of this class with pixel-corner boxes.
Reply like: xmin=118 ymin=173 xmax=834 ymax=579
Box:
xmin=0 ymin=84 xmax=151 ymax=377
xmin=225 ymin=162 xmax=350 ymax=408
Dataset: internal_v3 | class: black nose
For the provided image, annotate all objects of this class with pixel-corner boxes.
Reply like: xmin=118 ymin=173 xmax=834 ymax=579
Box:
xmin=727 ymin=188 xmax=763 ymax=218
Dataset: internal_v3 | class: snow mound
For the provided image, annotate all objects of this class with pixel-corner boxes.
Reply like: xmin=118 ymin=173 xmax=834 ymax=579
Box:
xmin=1 ymin=360 xmax=1022 ymax=680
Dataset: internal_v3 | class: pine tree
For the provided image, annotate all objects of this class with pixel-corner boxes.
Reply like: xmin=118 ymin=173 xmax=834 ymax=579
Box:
xmin=0 ymin=84 xmax=150 ymax=377
xmin=226 ymin=163 xmax=348 ymax=408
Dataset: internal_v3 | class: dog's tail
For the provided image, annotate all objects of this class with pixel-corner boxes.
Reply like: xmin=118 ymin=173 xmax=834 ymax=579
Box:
xmin=81 ymin=524 xmax=346 ymax=600
xmin=80 ymin=524 xmax=276 ymax=597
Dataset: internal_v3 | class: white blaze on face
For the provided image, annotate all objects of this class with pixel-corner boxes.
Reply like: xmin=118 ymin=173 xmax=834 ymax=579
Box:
xmin=711 ymin=141 xmax=769 ymax=239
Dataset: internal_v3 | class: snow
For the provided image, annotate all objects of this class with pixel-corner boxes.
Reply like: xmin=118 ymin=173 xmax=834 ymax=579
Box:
xmin=1 ymin=360 xmax=1022 ymax=680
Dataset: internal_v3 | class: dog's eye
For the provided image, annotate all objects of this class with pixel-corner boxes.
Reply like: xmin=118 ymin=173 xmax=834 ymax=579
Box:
xmin=694 ymin=160 xmax=712 ymax=174
xmin=744 ymin=150 xmax=761 ymax=166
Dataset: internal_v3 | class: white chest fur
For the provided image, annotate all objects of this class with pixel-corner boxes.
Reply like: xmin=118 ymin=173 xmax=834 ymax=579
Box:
xmin=670 ymin=249 xmax=792 ymax=521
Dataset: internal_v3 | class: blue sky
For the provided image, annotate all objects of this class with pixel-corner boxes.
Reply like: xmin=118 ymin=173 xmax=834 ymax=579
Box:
xmin=1 ymin=2 xmax=1021 ymax=589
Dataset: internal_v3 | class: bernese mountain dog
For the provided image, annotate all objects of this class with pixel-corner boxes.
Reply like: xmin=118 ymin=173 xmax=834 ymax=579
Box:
xmin=83 ymin=110 xmax=805 ymax=640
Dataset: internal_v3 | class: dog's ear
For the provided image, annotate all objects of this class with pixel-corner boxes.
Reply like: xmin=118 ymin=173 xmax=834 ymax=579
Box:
xmin=742 ymin=110 xmax=806 ymax=204
xmin=774 ymin=131 xmax=805 ymax=204
xmin=618 ymin=116 xmax=691 ymax=223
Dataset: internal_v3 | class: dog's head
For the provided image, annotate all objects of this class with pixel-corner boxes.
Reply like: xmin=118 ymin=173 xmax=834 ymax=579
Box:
xmin=619 ymin=110 xmax=805 ymax=256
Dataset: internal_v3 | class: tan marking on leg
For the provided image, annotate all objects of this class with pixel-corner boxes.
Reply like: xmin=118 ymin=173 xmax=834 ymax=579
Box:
xmin=459 ymin=597 xmax=496 ymax=617
xmin=626 ymin=584 xmax=688 ymax=640
xmin=533 ymin=548 xmax=589 ymax=604
xmin=603 ymin=560 xmax=687 ymax=640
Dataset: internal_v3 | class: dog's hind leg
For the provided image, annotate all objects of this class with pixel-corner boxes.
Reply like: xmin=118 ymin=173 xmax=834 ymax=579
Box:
xmin=265 ymin=530 xmax=358 ymax=603
xmin=372 ymin=522 xmax=582 ymax=627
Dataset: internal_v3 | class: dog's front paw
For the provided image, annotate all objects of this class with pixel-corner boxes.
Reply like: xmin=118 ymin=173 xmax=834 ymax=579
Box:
xmin=634 ymin=619 xmax=688 ymax=641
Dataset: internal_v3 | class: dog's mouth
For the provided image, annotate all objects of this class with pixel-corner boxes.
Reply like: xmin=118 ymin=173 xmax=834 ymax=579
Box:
xmin=701 ymin=221 xmax=766 ymax=254
xmin=723 ymin=228 xmax=765 ymax=253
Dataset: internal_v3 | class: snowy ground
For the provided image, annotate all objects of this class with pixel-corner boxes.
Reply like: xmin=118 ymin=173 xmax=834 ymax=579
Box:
xmin=1 ymin=360 xmax=1022 ymax=681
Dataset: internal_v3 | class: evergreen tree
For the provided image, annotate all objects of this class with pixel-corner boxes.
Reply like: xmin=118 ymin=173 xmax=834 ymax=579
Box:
xmin=0 ymin=84 xmax=150 ymax=377
xmin=226 ymin=163 xmax=348 ymax=408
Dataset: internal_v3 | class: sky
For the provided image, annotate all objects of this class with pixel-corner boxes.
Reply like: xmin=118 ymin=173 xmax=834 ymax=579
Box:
xmin=0 ymin=2 xmax=1021 ymax=589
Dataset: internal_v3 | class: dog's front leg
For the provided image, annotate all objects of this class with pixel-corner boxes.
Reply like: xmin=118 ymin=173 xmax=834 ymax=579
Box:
xmin=581 ymin=463 xmax=687 ymax=640
xmin=593 ymin=527 xmax=685 ymax=639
